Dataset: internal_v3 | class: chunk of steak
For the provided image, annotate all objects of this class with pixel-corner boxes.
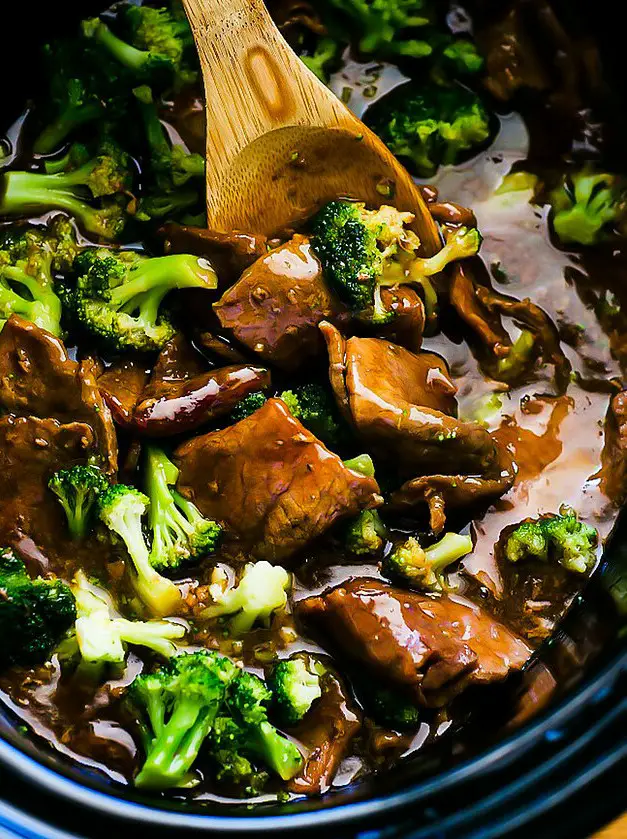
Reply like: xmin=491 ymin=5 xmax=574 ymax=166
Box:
xmin=288 ymin=664 xmax=362 ymax=795
xmin=0 ymin=316 xmax=117 ymax=473
xmin=174 ymin=398 xmax=382 ymax=562
xmin=600 ymin=389 xmax=627 ymax=504
xmin=98 ymin=359 xmax=149 ymax=429
xmin=160 ymin=223 xmax=268 ymax=283
xmin=296 ymin=578 xmax=530 ymax=707
xmin=214 ymin=235 xmax=346 ymax=371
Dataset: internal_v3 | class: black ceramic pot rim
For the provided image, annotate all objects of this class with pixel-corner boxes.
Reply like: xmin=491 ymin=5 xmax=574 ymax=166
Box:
xmin=1 ymin=646 xmax=626 ymax=834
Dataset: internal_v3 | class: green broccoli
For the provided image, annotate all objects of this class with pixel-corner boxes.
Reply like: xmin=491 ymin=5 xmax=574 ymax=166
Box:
xmin=0 ymin=547 xmax=76 ymax=669
xmin=0 ymin=221 xmax=71 ymax=335
xmin=229 ymin=391 xmax=268 ymax=423
xmin=82 ymin=6 xmax=196 ymax=92
xmin=64 ymin=248 xmax=218 ymax=353
xmin=345 ymin=509 xmax=387 ymax=555
xmin=48 ymin=464 xmax=109 ymax=541
xmin=0 ymin=144 xmax=132 ymax=241
xmin=300 ymin=37 xmax=342 ymax=82
xmin=364 ymin=82 xmax=491 ymax=177
xmin=202 ymin=561 xmax=291 ymax=635
xmin=355 ymin=679 xmax=420 ymax=730
xmin=280 ymin=382 xmax=345 ymax=449
xmin=207 ymin=715 xmax=267 ymax=789
xmin=132 ymin=85 xmax=204 ymax=222
xmin=504 ymin=506 xmax=598 ymax=574
xmin=145 ymin=445 xmax=222 ymax=571
xmin=227 ymin=669 xmax=303 ymax=780
xmin=549 ymin=170 xmax=624 ymax=246
xmin=128 ymin=650 xmax=238 ymax=789
xmin=343 ymin=453 xmax=376 ymax=478
xmin=496 ymin=329 xmax=536 ymax=380
xmin=97 ymin=484 xmax=182 ymax=617
xmin=33 ymin=37 xmax=128 ymax=155
xmin=71 ymin=570 xmax=185 ymax=673
xmin=383 ymin=531 xmax=473 ymax=590
xmin=269 ymin=653 xmax=325 ymax=726
xmin=440 ymin=39 xmax=484 ymax=76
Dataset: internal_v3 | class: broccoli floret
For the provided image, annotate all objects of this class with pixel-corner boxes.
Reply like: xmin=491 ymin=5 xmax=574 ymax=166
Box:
xmin=300 ymin=37 xmax=342 ymax=82
xmin=33 ymin=37 xmax=128 ymax=155
xmin=383 ymin=531 xmax=473 ymax=590
xmin=132 ymin=85 xmax=204 ymax=223
xmin=355 ymin=679 xmax=420 ymax=730
xmin=549 ymin=170 xmax=623 ymax=246
xmin=496 ymin=329 xmax=536 ymax=380
xmin=48 ymin=464 xmax=109 ymax=541
xmin=207 ymin=715 xmax=268 ymax=789
xmin=64 ymin=248 xmax=217 ymax=353
xmin=0 ymin=144 xmax=132 ymax=241
xmin=345 ymin=509 xmax=387 ymax=555
xmin=440 ymin=39 xmax=484 ymax=76
xmin=227 ymin=669 xmax=303 ymax=780
xmin=365 ymin=82 xmax=491 ymax=177
xmin=229 ymin=391 xmax=268 ymax=423
xmin=504 ymin=506 xmax=598 ymax=574
xmin=343 ymin=453 xmax=376 ymax=477
xmin=310 ymin=200 xmax=418 ymax=324
xmin=0 ymin=547 xmax=76 ymax=669
xmin=128 ymin=650 xmax=238 ymax=789
xmin=71 ymin=570 xmax=185 ymax=672
xmin=269 ymin=653 xmax=324 ymax=726
xmin=280 ymin=382 xmax=345 ymax=449
xmin=82 ymin=7 xmax=195 ymax=92
xmin=202 ymin=561 xmax=291 ymax=635
xmin=0 ymin=221 xmax=72 ymax=335
xmin=322 ymin=0 xmax=432 ymax=59
xmin=98 ymin=484 xmax=182 ymax=617
xmin=145 ymin=445 xmax=221 ymax=571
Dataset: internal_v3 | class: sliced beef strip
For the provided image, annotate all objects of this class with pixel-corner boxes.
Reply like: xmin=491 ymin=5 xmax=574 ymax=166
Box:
xmin=98 ymin=359 xmax=149 ymax=429
xmin=379 ymin=287 xmax=425 ymax=354
xmin=321 ymin=322 xmax=512 ymax=529
xmin=174 ymin=398 xmax=382 ymax=563
xmin=599 ymin=389 xmax=627 ymax=503
xmin=0 ymin=415 xmax=97 ymax=572
xmin=213 ymin=235 xmax=347 ymax=371
xmin=0 ymin=315 xmax=117 ymax=474
xmin=133 ymin=334 xmax=270 ymax=437
xmin=159 ymin=223 xmax=268 ymax=284
xmin=288 ymin=663 xmax=362 ymax=795
xmin=296 ymin=578 xmax=530 ymax=708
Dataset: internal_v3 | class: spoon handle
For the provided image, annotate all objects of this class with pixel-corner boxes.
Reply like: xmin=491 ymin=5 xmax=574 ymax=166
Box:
xmin=181 ymin=0 xmax=327 ymax=152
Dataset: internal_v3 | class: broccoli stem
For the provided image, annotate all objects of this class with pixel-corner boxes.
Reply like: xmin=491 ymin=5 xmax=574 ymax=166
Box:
xmin=34 ymin=104 xmax=103 ymax=156
xmin=86 ymin=20 xmax=152 ymax=73
xmin=248 ymin=721 xmax=303 ymax=781
xmin=424 ymin=532 xmax=473 ymax=571
xmin=343 ymin=454 xmax=375 ymax=478
xmin=108 ymin=254 xmax=217 ymax=312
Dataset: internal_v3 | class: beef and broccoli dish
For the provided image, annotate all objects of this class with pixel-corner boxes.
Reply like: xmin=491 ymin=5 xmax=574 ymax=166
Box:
xmin=1 ymin=0 xmax=627 ymax=806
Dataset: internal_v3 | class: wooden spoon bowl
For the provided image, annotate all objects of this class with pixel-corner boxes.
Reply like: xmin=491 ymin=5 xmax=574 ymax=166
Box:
xmin=182 ymin=0 xmax=441 ymax=251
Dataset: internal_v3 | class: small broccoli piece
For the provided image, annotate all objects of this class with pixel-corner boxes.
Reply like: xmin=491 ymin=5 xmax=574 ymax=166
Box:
xmin=98 ymin=484 xmax=182 ymax=617
xmin=71 ymin=570 xmax=185 ymax=672
xmin=0 ymin=222 xmax=71 ymax=335
xmin=64 ymin=248 xmax=217 ymax=353
xmin=365 ymin=82 xmax=491 ymax=177
xmin=383 ymin=531 xmax=473 ymax=590
xmin=0 ymin=144 xmax=132 ymax=241
xmin=505 ymin=506 xmax=598 ymax=574
xmin=227 ymin=669 xmax=303 ymax=780
xmin=496 ymin=329 xmax=536 ymax=380
xmin=343 ymin=453 xmax=376 ymax=478
xmin=300 ymin=37 xmax=342 ymax=82
xmin=207 ymin=715 xmax=262 ymax=786
xmin=145 ymin=445 xmax=221 ymax=571
xmin=280 ymin=382 xmax=345 ymax=449
xmin=322 ymin=0 xmax=431 ymax=60
xmin=229 ymin=391 xmax=268 ymax=423
xmin=48 ymin=465 xmax=109 ymax=541
xmin=345 ymin=509 xmax=387 ymax=555
xmin=550 ymin=170 xmax=623 ymax=246
xmin=0 ymin=547 xmax=76 ymax=669
xmin=82 ymin=6 xmax=195 ymax=92
xmin=132 ymin=85 xmax=204 ymax=222
xmin=310 ymin=200 xmax=420 ymax=324
xmin=202 ymin=561 xmax=290 ymax=635
xmin=441 ymin=39 xmax=484 ymax=75
xmin=356 ymin=680 xmax=420 ymax=730
xmin=128 ymin=650 xmax=238 ymax=789
xmin=269 ymin=653 xmax=325 ymax=726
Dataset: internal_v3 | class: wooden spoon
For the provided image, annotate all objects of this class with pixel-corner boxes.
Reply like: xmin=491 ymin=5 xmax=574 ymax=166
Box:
xmin=181 ymin=0 xmax=440 ymax=251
